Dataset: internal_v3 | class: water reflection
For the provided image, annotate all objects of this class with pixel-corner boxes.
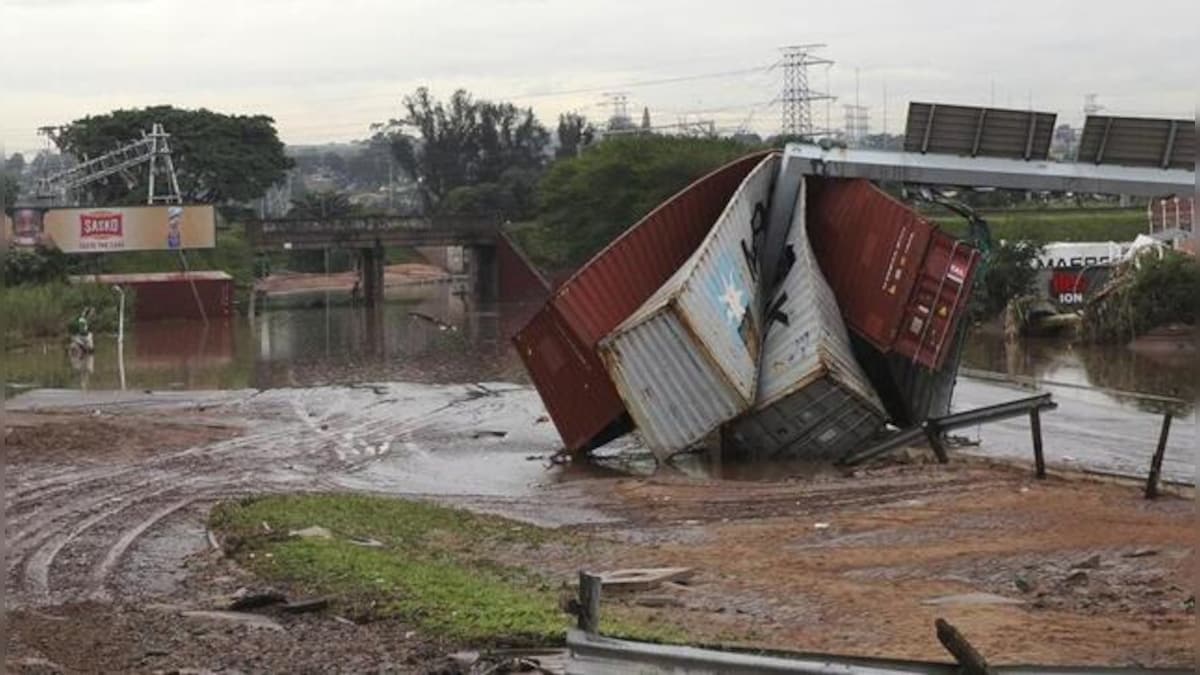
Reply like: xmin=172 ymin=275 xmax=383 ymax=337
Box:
xmin=4 ymin=281 xmax=535 ymax=394
xmin=962 ymin=331 xmax=1200 ymax=406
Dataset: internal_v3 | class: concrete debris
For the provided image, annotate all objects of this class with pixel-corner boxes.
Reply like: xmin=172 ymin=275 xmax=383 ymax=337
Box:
xmin=180 ymin=610 xmax=285 ymax=631
xmin=922 ymin=592 xmax=1025 ymax=606
xmin=281 ymin=598 xmax=330 ymax=614
xmin=1072 ymin=554 xmax=1102 ymax=570
xmin=227 ymin=590 xmax=287 ymax=611
xmin=289 ymin=525 xmax=333 ymax=539
xmin=595 ymin=567 xmax=695 ymax=593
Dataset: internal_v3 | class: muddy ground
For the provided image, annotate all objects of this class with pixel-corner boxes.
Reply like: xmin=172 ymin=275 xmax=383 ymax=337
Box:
xmin=4 ymin=385 xmax=1195 ymax=673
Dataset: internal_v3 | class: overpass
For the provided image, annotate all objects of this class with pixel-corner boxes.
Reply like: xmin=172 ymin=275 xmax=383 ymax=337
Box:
xmin=245 ymin=215 xmax=503 ymax=306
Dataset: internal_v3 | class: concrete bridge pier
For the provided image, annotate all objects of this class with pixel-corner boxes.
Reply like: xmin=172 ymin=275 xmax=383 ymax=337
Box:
xmin=359 ymin=240 xmax=386 ymax=307
xmin=466 ymin=244 xmax=498 ymax=303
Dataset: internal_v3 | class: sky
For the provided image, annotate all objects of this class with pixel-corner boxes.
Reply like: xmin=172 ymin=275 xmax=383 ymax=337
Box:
xmin=1 ymin=0 xmax=1196 ymax=156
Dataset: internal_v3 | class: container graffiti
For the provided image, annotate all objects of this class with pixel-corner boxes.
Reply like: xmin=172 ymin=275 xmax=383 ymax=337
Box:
xmin=599 ymin=154 xmax=779 ymax=459
xmin=724 ymin=177 xmax=887 ymax=460
xmin=513 ymin=152 xmax=772 ymax=453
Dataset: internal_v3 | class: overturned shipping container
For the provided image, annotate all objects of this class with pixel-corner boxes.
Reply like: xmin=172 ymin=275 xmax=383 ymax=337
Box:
xmin=598 ymin=154 xmax=779 ymax=460
xmin=806 ymin=178 xmax=980 ymax=370
xmin=514 ymin=152 xmax=772 ymax=452
xmin=724 ymin=178 xmax=887 ymax=460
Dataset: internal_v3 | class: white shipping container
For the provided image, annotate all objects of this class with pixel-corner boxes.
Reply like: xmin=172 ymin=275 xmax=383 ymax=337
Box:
xmin=724 ymin=178 xmax=887 ymax=460
xmin=599 ymin=154 xmax=780 ymax=460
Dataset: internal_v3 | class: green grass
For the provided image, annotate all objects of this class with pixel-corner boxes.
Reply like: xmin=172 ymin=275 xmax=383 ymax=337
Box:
xmin=0 ymin=282 xmax=130 ymax=343
xmin=209 ymin=494 xmax=683 ymax=646
xmin=932 ymin=207 xmax=1146 ymax=242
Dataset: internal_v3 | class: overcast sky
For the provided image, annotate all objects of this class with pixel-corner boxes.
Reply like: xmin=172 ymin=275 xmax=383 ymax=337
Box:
xmin=1 ymin=0 xmax=1196 ymax=155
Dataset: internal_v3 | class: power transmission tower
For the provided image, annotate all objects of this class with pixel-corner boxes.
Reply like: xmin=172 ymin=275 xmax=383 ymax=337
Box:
xmin=601 ymin=92 xmax=633 ymax=132
xmin=779 ymin=44 xmax=834 ymax=138
xmin=842 ymin=104 xmax=870 ymax=144
xmin=1083 ymin=93 xmax=1104 ymax=117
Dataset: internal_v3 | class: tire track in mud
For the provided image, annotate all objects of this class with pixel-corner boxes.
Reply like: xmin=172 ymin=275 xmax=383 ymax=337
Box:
xmin=7 ymin=384 xmax=523 ymax=608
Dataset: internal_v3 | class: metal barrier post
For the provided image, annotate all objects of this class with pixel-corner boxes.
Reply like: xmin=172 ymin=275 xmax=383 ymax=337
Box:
xmin=1144 ymin=413 xmax=1173 ymax=499
xmin=1030 ymin=408 xmax=1045 ymax=479
xmin=577 ymin=571 xmax=602 ymax=634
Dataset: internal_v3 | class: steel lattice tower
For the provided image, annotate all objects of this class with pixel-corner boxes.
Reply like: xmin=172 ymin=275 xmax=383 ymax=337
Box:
xmin=779 ymin=44 xmax=834 ymax=137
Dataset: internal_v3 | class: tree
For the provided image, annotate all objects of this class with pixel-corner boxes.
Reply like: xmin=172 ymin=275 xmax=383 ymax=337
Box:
xmin=287 ymin=191 xmax=356 ymax=219
xmin=5 ymin=152 xmax=26 ymax=175
xmin=1 ymin=172 xmax=19 ymax=208
xmin=555 ymin=113 xmax=595 ymax=159
xmin=534 ymin=135 xmax=753 ymax=268
xmin=970 ymin=239 xmax=1043 ymax=320
xmin=53 ymin=105 xmax=293 ymax=205
xmin=381 ymin=88 xmax=550 ymax=209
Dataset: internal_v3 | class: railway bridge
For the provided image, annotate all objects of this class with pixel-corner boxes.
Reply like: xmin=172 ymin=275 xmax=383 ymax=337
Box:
xmin=245 ymin=215 xmax=509 ymax=306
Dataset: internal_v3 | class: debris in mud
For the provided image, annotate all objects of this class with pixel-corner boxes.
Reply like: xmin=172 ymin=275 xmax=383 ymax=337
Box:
xmin=228 ymin=590 xmax=287 ymax=611
xmin=179 ymin=610 xmax=285 ymax=631
xmin=348 ymin=536 xmax=385 ymax=548
xmin=593 ymin=567 xmax=695 ymax=593
xmin=289 ymin=525 xmax=333 ymax=540
xmin=1072 ymin=554 xmax=1102 ymax=570
xmin=1124 ymin=548 xmax=1159 ymax=558
xmin=281 ymin=598 xmax=330 ymax=614
xmin=472 ymin=430 xmax=509 ymax=439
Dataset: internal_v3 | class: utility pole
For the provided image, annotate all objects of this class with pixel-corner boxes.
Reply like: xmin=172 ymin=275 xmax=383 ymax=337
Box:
xmin=779 ymin=44 xmax=834 ymax=138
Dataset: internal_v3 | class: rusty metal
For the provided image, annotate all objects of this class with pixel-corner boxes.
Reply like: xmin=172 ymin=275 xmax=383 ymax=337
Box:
xmin=807 ymin=178 xmax=979 ymax=370
xmin=511 ymin=304 xmax=630 ymax=453
xmin=70 ymin=271 xmax=234 ymax=321
xmin=599 ymin=155 xmax=778 ymax=459
xmin=514 ymin=151 xmax=771 ymax=453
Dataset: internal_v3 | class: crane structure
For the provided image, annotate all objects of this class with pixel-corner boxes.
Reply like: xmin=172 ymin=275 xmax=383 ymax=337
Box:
xmin=36 ymin=123 xmax=182 ymax=206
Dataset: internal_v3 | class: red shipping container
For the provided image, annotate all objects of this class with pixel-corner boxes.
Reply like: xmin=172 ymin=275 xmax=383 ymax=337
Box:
xmin=70 ymin=271 xmax=235 ymax=321
xmin=807 ymin=178 xmax=979 ymax=370
xmin=514 ymin=151 xmax=773 ymax=452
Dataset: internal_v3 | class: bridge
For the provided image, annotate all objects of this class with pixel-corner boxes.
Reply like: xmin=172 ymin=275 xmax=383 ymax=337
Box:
xmin=244 ymin=215 xmax=543 ymax=308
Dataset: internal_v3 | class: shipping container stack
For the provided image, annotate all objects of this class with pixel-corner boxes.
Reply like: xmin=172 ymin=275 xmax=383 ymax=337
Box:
xmin=515 ymin=147 xmax=983 ymax=462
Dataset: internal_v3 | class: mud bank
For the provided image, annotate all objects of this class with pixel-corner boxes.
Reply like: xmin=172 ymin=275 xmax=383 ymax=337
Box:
xmin=4 ymin=382 xmax=1195 ymax=672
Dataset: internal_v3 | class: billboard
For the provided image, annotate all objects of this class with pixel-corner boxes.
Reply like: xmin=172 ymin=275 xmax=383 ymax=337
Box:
xmin=6 ymin=205 xmax=216 ymax=253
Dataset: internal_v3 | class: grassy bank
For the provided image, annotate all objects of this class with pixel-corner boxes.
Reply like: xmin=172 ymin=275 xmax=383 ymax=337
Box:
xmin=933 ymin=207 xmax=1145 ymax=242
xmin=1 ymin=282 xmax=130 ymax=344
xmin=210 ymin=494 xmax=681 ymax=646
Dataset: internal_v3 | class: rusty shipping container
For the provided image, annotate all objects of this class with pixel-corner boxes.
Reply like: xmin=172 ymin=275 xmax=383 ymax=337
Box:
xmin=69 ymin=271 xmax=235 ymax=321
xmin=806 ymin=178 xmax=980 ymax=370
xmin=598 ymin=154 xmax=779 ymax=460
xmin=513 ymin=152 xmax=772 ymax=453
xmin=723 ymin=177 xmax=887 ymax=460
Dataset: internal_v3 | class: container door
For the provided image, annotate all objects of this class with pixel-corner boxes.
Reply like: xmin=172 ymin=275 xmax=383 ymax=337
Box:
xmin=892 ymin=232 xmax=979 ymax=370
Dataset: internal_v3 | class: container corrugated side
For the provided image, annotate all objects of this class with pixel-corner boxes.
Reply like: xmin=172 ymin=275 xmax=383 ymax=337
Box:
xmin=807 ymin=178 xmax=932 ymax=354
xmin=724 ymin=177 xmax=886 ymax=460
xmin=807 ymin=178 xmax=979 ymax=370
xmin=513 ymin=151 xmax=770 ymax=453
xmin=891 ymin=229 xmax=981 ymax=369
xmin=552 ymin=151 xmax=772 ymax=347
xmin=599 ymin=154 xmax=779 ymax=459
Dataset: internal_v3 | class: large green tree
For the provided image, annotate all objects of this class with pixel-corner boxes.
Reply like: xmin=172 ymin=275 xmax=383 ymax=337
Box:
xmin=381 ymin=88 xmax=550 ymax=209
xmin=533 ymin=135 xmax=754 ymax=268
xmin=53 ymin=105 xmax=293 ymax=205
xmin=555 ymin=113 xmax=595 ymax=159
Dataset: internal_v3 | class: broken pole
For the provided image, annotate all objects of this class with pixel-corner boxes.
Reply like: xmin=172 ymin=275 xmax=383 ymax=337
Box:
xmin=923 ymin=423 xmax=950 ymax=464
xmin=578 ymin=571 xmax=602 ymax=634
xmin=1030 ymin=407 xmax=1045 ymax=479
xmin=1144 ymin=413 xmax=1173 ymax=499
xmin=935 ymin=618 xmax=993 ymax=675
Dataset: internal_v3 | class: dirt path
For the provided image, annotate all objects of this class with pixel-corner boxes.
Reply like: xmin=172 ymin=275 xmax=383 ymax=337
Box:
xmin=4 ymin=385 xmax=1195 ymax=672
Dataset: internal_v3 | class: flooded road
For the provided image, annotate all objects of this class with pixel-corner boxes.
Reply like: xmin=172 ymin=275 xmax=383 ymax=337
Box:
xmin=956 ymin=332 xmax=1196 ymax=485
xmin=3 ymin=281 xmax=529 ymax=394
